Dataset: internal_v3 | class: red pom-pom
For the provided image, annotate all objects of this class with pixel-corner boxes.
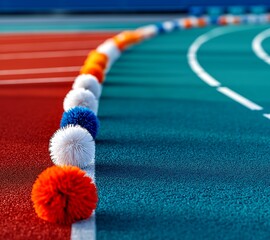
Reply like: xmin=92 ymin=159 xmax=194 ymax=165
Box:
xmin=32 ymin=165 xmax=98 ymax=225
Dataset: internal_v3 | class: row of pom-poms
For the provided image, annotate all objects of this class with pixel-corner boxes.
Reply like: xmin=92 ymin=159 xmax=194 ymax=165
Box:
xmin=30 ymin=13 xmax=270 ymax=225
xmin=30 ymin=29 xmax=149 ymax=225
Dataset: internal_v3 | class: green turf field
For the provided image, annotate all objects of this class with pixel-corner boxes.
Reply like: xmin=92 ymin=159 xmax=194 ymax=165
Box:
xmin=97 ymin=25 xmax=270 ymax=239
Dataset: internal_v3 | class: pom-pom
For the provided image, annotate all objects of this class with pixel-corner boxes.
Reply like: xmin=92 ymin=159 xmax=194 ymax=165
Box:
xmin=112 ymin=31 xmax=142 ymax=51
xmin=49 ymin=125 xmax=95 ymax=168
xmin=136 ymin=25 xmax=158 ymax=39
xmin=72 ymin=74 xmax=102 ymax=99
xmin=32 ymin=165 xmax=98 ymax=225
xmin=162 ymin=21 xmax=176 ymax=32
xmin=63 ymin=88 xmax=98 ymax=114
xmin=96 ymin=40 xmax=121 ymax=66
xmin=61 ymin=106 xmax=99 ymax=139
xmin=80 ymin=63 xmax=104 ymax=84
xmin=84 ymin=50 xmax=108 ymax=69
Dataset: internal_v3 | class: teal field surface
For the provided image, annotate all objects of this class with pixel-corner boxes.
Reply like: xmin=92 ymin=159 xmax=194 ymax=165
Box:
xmin=98 ymin=25 xmax=270 ymax=239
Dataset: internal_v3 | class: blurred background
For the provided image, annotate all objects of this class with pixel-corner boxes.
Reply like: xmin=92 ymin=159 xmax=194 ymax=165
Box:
xmin=0 ymin=0 xmax=269 ymax=14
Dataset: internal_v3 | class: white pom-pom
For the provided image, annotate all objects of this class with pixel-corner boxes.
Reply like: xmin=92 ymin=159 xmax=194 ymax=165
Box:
xmin=97 ymin=39 xmax=121 ymax=67
xmin=49 ymin=125 xmax=95 ymax=168
xmin=136 ymin=25 xmax=158 ymax=39
xmin=63 ymin=88 xmax=98 ymax=114
xmin=72 ymin=74 xmax=102 ymax=99
xmin=162 ymin=21 xmax=175 ymax=32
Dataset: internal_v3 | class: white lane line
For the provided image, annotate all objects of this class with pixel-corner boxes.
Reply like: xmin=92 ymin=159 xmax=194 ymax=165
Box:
xmin=0 ymin=32 xmax=114 ymax=41
xmin=217 ymin=87 xmax=263 ymax=110
xmin=71 ymin=214 xmax=96 ymax=240
xmin=252 ymin=28 xmax=270 ymax=65
xmin=71 ymin=165 xmax=96 ymax=240
xmin=0 ymin=77 xmax=75 ymax=85
xmin=263 ymin=113 xmax=270 ymax=119
xmin=0 ymin=50 xmax=89 ymax=60
xmin=0 ymin=40 xmax=103 ymax=52
xmin=0 ymin=29 xmax=119 ymax=34
xmin=0 ymin=66 xmax=80 ymax=75
xmin=188 ymin=26 xmax=264 ymax=111
xmin=188 ymin=35 xmax=221 ymax=87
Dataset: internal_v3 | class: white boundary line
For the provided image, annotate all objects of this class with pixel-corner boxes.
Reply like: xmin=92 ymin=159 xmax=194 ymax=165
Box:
xmin=188 ymin=35 xmax=221 ymax=87
xmin=217 ymin=87 xmax=263 ymax=110
xmin=0 ymin=66 xmax=80 ymax=75
xmin=0 ymin=77 xmax=75 ymax=85
xmin=0 ymin=40 xmax=104 ymax=52
xmin=0 ymin=29 xmax=120 ymax=35
xmin=252 ymin=28 xmax=270 ymax=65
xmin=251 ymin=28 xmax=270 ymax=118
xmin=0 ymin=50 xmax=90 ymax=60
xmin=263 ymin=113 xmax=270 ymax=119
xmin=188 ymin=26 xmax=266 ymax=113
xmin=71 ymin=165 xmax=96 ymax=240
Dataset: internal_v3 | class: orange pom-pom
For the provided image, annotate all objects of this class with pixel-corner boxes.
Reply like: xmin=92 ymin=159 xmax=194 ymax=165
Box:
xmin=198 ymin=18 xmax=207 ymax=27
xmin=233 ymin=17 xmax=240 ymax=25
xmin=183 ymin=19 xmax=193 ymax=28
xmin=219 ymin=16 xmax=228 ymax=25
xmin=32 ymin=165 xmax=98 ymax=225
xmin=84 ymin=50 xmax=108 ymax=70
xmin=113 ymin=31 xmax=142 ymax=51
xmin=80 ymin=63 xmax=104 ymax=83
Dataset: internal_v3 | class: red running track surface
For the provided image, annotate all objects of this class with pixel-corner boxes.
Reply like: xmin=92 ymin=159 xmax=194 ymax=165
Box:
xmin=0 ymin=32 xmax=114 ymax=239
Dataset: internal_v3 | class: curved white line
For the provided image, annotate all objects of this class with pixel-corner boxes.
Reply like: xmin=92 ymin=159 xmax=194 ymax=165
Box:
xmin=188 ymin=26 xmax=263 ymax=111
xmin=252 ymin=28 xmax=270 ymax=65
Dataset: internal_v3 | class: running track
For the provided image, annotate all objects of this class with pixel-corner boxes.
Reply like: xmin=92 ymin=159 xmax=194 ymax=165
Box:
xmin=2 ymin=21 xmax=270 ymax=239
xmin=0 ymin=32 xmax=114 ymax=239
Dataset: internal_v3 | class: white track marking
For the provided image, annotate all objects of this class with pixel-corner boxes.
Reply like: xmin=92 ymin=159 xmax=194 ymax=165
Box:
xmin=252 ymin=28 xmax=270 ymax=65
xmin=217 ymin=87 xmax=263 ymax=110
xmin=0 ymin=32 xmax=114 ymax=40
xmin=0 ymin=40 xmax=104 ymax=52
xmin=71 ymin=165 xmax=96 ymax=240
xmin=188 ymin=26 xmax=264 ymax=111
xmin=0 ymin=30 xmax=119 ymax=35
xmin=0 ymin=50 xmax=89 ymax=60
xmin=263 ymin=113 xmax=270 ymax=119
xmin=71 ymin=214 xmax=96 ymax=240
xmin=188 ymin=36 xmax=221 ymax=87
xmin=0 ymin=66 xmax=80 ymax=75
xmin=0 ymin=77 xmax=75 ymax=85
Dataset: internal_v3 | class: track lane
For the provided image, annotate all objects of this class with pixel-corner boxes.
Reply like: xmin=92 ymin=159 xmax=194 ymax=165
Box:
xmin=0 ymin=32 xmax=115 ymax=44
xmin=0 ymin=31 xmax=111 ymax=239
xmin=0 ymin=82 xmax=72 ymax=239
xmin=0 ymin=56 xmax=85 ymax=70
xmin=190 ymin=25 xmax=270 ymax=114
xmin=252 ymin=28 xmax=270 ymax=65
xmin=0 ymin=41 xmax=108 ymax=53
xmin=96 ymin=28 xmax=270 ymax=239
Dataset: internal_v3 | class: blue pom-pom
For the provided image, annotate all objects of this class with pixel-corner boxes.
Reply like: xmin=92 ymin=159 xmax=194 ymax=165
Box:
xmin=156 ymin=22 xmax=166 ymax=34
xmin=209 ymin=16 xmax=219 ymax=25
xmin=60 ymin=106 xmax=99 ymax=139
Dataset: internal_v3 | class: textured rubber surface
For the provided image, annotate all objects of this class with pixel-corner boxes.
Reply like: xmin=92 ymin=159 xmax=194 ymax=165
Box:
xmin=2 ymin=21 xmax=270 ymax=239
xmin=0 ymin=32 xmax=112 ymax=239
xmin=0 ymin=83 xmax=71 ymax=239
xmin=96 ymin=27 xmax=270 ymax=239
